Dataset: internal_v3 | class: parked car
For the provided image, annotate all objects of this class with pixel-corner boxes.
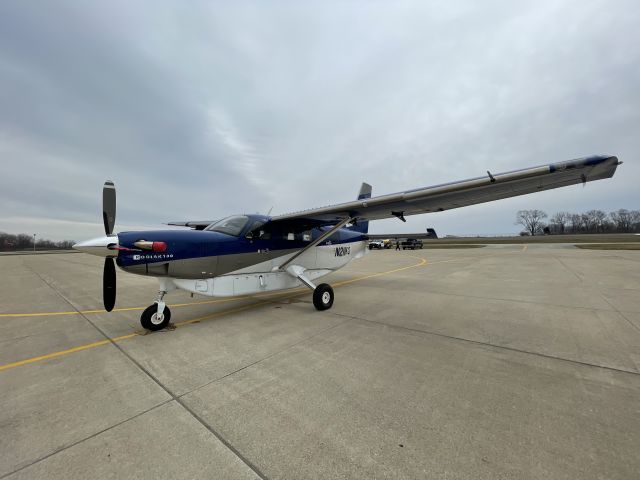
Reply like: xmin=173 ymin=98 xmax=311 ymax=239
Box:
xmin=368 ymin=240 xmax=385 ymax=250
xmin=400 ymin=238 xmax=423 ymax=250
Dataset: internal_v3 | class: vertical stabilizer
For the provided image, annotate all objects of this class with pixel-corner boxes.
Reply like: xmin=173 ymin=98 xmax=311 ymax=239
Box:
xmin=357 ymin=182 xmax=372 ymax=200
xmin=348 ymin=182 xmax=371 ymax=234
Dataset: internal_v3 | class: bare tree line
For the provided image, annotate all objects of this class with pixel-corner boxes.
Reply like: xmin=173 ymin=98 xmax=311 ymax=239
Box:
xmin=516 ymin=209 xmax=640 ymax=235
xmin=0 ymin=232 xmax=76 ymax=251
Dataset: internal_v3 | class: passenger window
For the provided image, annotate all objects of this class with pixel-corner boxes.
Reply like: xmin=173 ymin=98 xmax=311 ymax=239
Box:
xmin=287 ymin=233 xmax=295 ymax=240
xmin=296 ymin=230 xmax=311 ymax=242
xmin=258 ymin=229 xmax=271 ymax=240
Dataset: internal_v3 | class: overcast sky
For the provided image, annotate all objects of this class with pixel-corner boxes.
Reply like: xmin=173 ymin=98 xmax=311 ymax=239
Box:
xmin=1 ymin=1 xmax=638 ymax=241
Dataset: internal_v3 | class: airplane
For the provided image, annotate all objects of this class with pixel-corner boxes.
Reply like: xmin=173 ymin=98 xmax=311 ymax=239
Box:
xmin=73 ymin=154 xmax=621 ymax=331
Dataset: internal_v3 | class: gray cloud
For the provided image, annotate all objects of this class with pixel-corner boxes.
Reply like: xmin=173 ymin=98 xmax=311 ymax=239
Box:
xmin=0 ymin=0 xmax=638 ymax=241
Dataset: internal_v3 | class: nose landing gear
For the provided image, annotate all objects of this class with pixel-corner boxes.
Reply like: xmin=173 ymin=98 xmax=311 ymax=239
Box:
xmin=141 ymin=289 xmax=172 ymax=331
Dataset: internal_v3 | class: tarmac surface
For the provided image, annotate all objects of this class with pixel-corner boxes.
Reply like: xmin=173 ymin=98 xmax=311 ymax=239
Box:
xmin=1 ymin=245 xmax=639 ymax=479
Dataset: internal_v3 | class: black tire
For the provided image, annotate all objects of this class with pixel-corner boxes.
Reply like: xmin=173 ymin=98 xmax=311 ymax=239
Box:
xmin=313 ymin=283 xmax=334 ymax=311
xmin=141 ymin=303 xmax=171 ymax=331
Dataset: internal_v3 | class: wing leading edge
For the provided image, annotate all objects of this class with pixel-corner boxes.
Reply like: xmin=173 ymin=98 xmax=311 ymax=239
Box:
xmin=271 ymin=155 xmax=620 ymax=224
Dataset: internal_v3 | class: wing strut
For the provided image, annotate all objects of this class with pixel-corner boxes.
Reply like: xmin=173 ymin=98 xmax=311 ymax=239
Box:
xmin=277 ymin=216 xmax=354 ymax=273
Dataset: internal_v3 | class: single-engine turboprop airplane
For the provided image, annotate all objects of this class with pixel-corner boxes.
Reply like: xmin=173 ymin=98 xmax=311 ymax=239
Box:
xmin=74 ymin=155 xmax=621 ymax=331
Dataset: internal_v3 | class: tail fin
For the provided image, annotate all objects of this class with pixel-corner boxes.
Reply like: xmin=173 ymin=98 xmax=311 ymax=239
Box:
xmin=357 ymin=182 xmax=372 ymax=201
xmin=348 ymin=182 xmax=371 ymax=234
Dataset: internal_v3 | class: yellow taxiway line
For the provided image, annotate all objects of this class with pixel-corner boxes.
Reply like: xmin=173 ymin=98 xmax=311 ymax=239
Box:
xmin=0 ymin=294 xmax=275 ymax=318
xmin=1 ymin=256 xmax=428 ymax=372
xmin=0 ymin=334 xmax=138 ymax=371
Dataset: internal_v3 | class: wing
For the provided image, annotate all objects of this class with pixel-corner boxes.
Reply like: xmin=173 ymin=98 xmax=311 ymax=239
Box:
xmin=167 ymin=221 xmax=216 ymax=230
xmin=271 ymin=155 xmax=621 ymax=224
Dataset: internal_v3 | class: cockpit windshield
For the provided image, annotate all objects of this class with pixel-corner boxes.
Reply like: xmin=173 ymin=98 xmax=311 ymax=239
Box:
xmin=204 ymin=215 xmax=250 ymax=236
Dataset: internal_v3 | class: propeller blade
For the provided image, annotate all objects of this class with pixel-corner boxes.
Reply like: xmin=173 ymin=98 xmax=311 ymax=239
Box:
xmin=102 ymin=180 xmax=116 ymax=235
xmin=103 ymin=257 xmax=116 ymax=312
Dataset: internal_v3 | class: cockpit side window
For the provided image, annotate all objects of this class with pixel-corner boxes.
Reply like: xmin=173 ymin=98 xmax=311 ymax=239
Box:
xmin=246 ymin=220 xmax=269 ymax=239
xmin=205 ymin=216 xmax=250 ymax=236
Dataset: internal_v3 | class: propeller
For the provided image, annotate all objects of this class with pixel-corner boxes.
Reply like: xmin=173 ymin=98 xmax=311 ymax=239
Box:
xmin=102 ymin=181 xmax=117 ymax=312
xmin=103 ymin=180 xmax=116 ymax=235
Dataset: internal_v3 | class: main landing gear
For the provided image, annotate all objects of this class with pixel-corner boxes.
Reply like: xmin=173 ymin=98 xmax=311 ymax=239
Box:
xmin=313 ymin=283 xmax=334 ymax=310
xmin=285 ymin=265 xmax=335 ymax=311
xmin=141 ymin=289 xmax=172 ymax=331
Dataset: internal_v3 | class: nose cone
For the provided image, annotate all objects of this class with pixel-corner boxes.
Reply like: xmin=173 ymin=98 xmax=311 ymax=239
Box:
xmin=73 ymin=235 xmax=118 ymax=257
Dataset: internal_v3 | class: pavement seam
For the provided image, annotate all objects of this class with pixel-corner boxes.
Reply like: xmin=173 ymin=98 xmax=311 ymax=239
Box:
xmin=598 ymin=292 xmax=640 ymax=330
xmin=21 ymin=263 xmax=271 ymax=480
xmin=415 ymin=243 xmax=638 ymax=314
xmin=0 ymin=400 xmax=173 ymax=479
xmin=550 ymin=254 xmax=640 ymax=371
xmin=599 ymin=293 xmax=640 ymax=339
xmin=338 ymin=314 xmax=640 ymax=377
xmin=552 ymin=254 xmax=584 ymax=282
xmin=177 ymin=316 xmax=353 ymax=398
xmin=390 ymin=286 xmax=631 ymax=313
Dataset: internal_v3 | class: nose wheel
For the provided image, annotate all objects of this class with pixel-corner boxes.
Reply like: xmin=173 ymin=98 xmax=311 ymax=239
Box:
xmin=141 ymin=303 xmax=172 ymax=331
xmin=141 ymin=290 xmax=172 ymax=331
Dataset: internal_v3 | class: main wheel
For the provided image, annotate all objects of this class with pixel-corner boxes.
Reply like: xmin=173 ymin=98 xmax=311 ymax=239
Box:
xmin=141 ymin=303 xmax=172 ymax=331
xmin=313 ymin=283 xmax=334 ymax=311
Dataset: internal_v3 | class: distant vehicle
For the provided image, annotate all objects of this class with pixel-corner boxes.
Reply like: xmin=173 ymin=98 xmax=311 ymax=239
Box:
xmin=383 ymin=239 xmax=393 ymax=248
xmin=367 ymin=239 xmax=393 ymax=249
xmin=368 ymin=240 xmax=385 ymax=250
xmin=401 ymin=238 xmax=423 ymax=250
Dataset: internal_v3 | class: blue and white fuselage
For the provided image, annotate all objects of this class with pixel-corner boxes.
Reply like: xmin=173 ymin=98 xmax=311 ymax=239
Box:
xmin=111 ymin=215 xmax=368 ymax=297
